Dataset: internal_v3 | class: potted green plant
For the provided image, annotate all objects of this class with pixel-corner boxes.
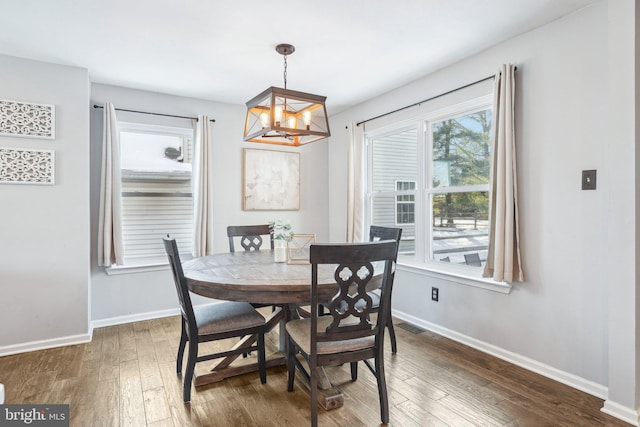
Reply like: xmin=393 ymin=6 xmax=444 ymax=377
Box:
xmin=269 ymin=219 xmax=293 ymax=262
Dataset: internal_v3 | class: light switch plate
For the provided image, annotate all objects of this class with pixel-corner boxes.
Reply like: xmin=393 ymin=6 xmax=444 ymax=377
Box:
xmin=582 ymin=170 xmax=597 ymax=190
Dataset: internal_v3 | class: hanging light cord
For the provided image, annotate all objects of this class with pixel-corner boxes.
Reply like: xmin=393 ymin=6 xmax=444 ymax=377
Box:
xmin=282 ymin=53 xmax=289 ymax=137
xmin=283 ymin=54 xmax=288 ymax=89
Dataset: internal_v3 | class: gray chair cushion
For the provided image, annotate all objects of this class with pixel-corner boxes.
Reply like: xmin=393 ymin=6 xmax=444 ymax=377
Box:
xmin=360 ymin=289 xmax=381 ymax=309
xmin=194 ymin=302 xmax=265 ymax=335
xmin=286 ymin=316 xmax=375 ymax=355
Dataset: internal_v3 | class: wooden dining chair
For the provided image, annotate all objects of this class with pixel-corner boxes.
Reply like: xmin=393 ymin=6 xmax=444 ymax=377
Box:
xmin=368 ymin=225 xmax=402 ymax=353
xmin=318 ymin=226 xmax=402 ymax=353
xmin=227 ymin=224 xmax=275 ymax=310
xmin=163 ymin=235 xmax=267 ymax=403
xmin=286 ymin=240 xmax=398 ymax=427
xmin=227 ymin=224 xmax=274 ymax=253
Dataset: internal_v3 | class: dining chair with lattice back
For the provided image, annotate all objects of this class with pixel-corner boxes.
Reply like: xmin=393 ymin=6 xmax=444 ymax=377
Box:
xmin=227 ymin=224 xmax=274 ymax=253
xmin=227 ymin=224 xmax=275 ymax=310
xmin=318 ymin=226 xmax=402 ymax=353
xmin=163 ymin=235 xmax=267 ymax=403
xmin=285 ymin=240 xmax=398 ymax=426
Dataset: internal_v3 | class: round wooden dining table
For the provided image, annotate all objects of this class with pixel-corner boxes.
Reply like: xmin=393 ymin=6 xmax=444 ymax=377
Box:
xmin=181 ymin=249 xmax=374 ymax=410
xmin=182 ymin=249 xmax=342 ymax=305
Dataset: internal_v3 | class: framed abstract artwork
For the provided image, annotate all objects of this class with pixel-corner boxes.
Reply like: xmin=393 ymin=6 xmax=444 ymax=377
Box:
xmin=0 ymin=99 xmax=55 ymax=139
xmin=0 ymin=147 xmax=55 ymax=185
xmin=243 ymin=148 xmax=300 ymax=211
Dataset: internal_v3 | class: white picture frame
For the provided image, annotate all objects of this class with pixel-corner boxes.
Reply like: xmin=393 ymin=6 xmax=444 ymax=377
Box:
xmin=0 ymin=99 xmax=55 ymax=139
xmin=0 ymin=147 xmax=55 ymax=185
xmin=287 ymin=234 xmax=316 ymax=264
xmin=243 ymin=148 xmax=300 ymax=211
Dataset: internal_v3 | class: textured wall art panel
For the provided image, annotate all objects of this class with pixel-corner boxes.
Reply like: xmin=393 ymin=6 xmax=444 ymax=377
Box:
xmin=243 ymin=148 xmax=300 ymax=210
xmin=0 ymin=147 xmax=55 ymax=185
xmin=0 ymin=99 xmax=55 ymax=139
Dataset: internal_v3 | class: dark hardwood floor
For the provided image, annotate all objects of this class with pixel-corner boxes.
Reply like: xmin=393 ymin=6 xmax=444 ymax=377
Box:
xmin=0 ymin=313 xmax=630 ymax=426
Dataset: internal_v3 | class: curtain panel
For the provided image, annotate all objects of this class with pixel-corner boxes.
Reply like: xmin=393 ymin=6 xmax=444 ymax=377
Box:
xmin=483 ymin=64 xmax=524 ymax=282
xmin=193 ymin=115 xmax=214 ymax=257
xmin=346 ymin=122 xmax=365 ymax=243
xmin=97 ymin=102 xmax=124 ymax=266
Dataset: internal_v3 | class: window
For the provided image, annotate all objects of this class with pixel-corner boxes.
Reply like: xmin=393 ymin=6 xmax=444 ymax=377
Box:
xmin=367 ymin=96 xmax=492 ymax=267
xmin=118 ymin=122 xmax=194 ymax=265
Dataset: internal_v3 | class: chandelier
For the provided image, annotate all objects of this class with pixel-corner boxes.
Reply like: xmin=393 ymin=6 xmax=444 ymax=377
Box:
xmin=243 ymin=44 xmax=331 ymax=146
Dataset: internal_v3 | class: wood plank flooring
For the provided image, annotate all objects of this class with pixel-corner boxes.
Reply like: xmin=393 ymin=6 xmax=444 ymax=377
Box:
xmin=0 ymin=314 xmax=630 ymax=426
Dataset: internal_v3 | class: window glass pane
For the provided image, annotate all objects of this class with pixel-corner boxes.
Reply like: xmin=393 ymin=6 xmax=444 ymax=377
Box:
xmin=432 ymin=192 xmax=488 ymax=266
xmin=432 ymin=109 xmax=491 ymax=188
xmin=372 ymin=195 xmax=415 ymax=256
xmin=372 ymin=128 xmax=417 ymax=192
xmin=120 ymin=132 xmax=191 ymax=179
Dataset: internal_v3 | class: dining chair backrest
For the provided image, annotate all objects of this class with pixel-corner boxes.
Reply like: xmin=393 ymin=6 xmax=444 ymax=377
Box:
xmin=227 ymin=224 xmax=274 ymax=252
xmin=311 ymin=241 xmax=397 ymax=346
xmin=369 ymin=225 xmax=402 ymax=259
xmin=163 ymin=235 xmax=196 ymax=333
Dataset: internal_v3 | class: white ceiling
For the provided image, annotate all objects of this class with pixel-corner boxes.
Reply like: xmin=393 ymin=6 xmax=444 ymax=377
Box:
xmin=1 ymin=0 xmax=597 ymax=114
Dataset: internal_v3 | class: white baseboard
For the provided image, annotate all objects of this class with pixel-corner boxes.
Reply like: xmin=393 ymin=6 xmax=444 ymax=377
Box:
xmin=602 ymin=400 xmax=639 ymax=426
xmin=0 ymin=333 xmax=92 ymax=357
xmin=392 ymin=309 xmax=612 ymax=399
xmin=90 ymin=307 xmax=181 ymax=330
xmin=1 ymin=304 xmax=217 ymax=358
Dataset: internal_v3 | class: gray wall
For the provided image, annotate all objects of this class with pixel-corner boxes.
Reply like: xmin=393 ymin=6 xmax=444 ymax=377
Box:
xmin=0 ymin=55 xmax=90 ymax=348
xmin=328 ymin=0 xmax=638 ymax=421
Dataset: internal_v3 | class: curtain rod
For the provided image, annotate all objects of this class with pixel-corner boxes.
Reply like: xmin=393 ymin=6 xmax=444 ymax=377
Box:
xmin=92 ymin=105 xmax=215 ymax=122
xmin=356 ymin=69 xmax=515 ymax=127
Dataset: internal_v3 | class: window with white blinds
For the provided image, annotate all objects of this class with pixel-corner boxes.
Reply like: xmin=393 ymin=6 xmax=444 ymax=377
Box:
xmin=119 ymin=122 xmax=194 ymax=265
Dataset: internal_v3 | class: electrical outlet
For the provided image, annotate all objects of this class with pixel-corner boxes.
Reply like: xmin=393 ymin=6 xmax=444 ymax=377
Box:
xmin=431 ymin=287 xmax=439 ymax=302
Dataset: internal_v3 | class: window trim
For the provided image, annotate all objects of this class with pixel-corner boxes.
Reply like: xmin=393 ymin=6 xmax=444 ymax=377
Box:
xmin=116 ymin=121 xmax=195 ymax=269
xmin=397 ymin=258 xmax=512 ymax=294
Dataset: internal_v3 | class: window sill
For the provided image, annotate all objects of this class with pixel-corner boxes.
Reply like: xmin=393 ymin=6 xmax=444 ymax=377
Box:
xmin=397 ymin=257 xmax=512 ymax=294
xmin=105 ymin=261 xmax=170 ymax=275
xmin=105 ymin=253 xmax=195 ymax=276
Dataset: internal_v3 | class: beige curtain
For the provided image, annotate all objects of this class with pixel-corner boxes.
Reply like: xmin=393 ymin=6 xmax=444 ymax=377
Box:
xmin=346 ymin=122 xmax=365 ymax=242
xmin=193 ymin=115 xmax=214 ymax=257
xmin=483 ymin=64 xmax=524 ymax=282
xmin=97 ymin=102 xmax=124 ymax=266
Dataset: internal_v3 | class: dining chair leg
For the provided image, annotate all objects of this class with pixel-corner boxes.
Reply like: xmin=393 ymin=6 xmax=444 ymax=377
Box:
xmin=286 ymin=338 xmax=295 ymax=392
xmin=310 ymin=366 xmax=318 ymax=427
xmin=257 ymin=331 xmax=267 ymax=384
xmin=183 ymin=340 xmax=198 ymax=403
xmin=375 ymin=352 xmax=389 ymax=424
xmin=387 ymin=318 xmax=398 ymax=354
xmin=350 ymin=362 xmax=358 ymax=381
xmin=176 ymin=321 xmax=187 ymax=375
